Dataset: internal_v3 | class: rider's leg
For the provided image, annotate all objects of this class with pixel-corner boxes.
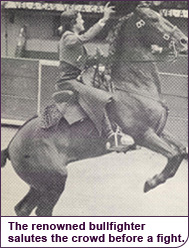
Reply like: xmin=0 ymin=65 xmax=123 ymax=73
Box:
xmin=52 ymin=81 xmax=78 ymax=112
xmin=102 ymin=111 xmax=114 ymax=137
xmin=53 ymin=90 xmax=74 ymax=103
xmin=52 ymin=82 xmax=78 ymax=105
xmin=53 ymin=81 xmax=135 ymax=152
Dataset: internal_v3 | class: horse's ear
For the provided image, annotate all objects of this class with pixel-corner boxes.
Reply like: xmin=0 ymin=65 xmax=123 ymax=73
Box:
xmin=113 ymin=1 xmax=140 ymax=15
xmin=137 ymin=1 xmax=152 ymax=8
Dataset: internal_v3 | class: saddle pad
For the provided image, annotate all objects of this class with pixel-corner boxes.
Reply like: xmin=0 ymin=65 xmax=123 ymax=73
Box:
xmin=40 ymin=103 xmax=86 ymax=129
xmin=40 ymin=103 xmax=62 ymax=129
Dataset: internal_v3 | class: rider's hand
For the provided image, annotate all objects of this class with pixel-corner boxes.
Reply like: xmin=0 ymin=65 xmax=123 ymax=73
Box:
xmin=101 ymin=2 xmax=115 ymax=23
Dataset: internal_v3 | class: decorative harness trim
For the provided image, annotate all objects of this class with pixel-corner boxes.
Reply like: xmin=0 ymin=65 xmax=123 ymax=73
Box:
xmin=136 ymin=19 xmax=146 ymax=29
xmin=89 ymin=12 xmax=180 ymax=102
xmin=135 ymin=15 xmax=178 ymax=62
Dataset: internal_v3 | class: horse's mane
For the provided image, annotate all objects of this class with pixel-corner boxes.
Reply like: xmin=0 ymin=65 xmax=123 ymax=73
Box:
xmin=108 ymin=12 xmax=134 ymax=57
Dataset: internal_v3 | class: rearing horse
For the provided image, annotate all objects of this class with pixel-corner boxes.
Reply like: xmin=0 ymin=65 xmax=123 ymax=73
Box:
xmin=106 ymin=6 xmax=188 ymax=191
xmin=1 ymin=6 xmax=188 ymax=216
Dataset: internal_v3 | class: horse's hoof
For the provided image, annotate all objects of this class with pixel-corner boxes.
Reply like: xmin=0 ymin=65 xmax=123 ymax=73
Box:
xmin=179 ymin=147 xmax=188 ymax=160
xmin=35 ymin=208 xmax=52 ymax=216
xmin=144 ymin=181 xmax=152 ymax=193
xmin=184 ymin=153 xmax=188 ymax=160
xmin=181 ymin=150 xmax=188 ymax=160
xmin=144 ymin=174 xmax=166 ymax=193
xmin=14 ymin=206 xmax=29 ymax=216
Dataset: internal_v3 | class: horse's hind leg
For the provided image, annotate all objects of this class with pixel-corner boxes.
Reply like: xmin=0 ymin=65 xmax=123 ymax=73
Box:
xmin=139 ymin=128 xmax=184 ymax=192
xmin=15 ymin=187 xmax=41 ymax=216
xmin=35 ymin=173 xmax=67 ymax=216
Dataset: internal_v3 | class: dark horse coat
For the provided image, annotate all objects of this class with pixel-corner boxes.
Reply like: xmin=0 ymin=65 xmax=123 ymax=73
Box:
xmin=1 ymin=6 xmax=188 ymax=216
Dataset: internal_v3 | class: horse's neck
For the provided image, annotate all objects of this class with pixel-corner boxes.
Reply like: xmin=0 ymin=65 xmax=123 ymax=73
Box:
xmin=109 ymin=17 xmax=165 ymax=98
xmin=112 ymin=59 xmax=161 ymax=98
xmin=116 ymin=40 xmax=158 ymax=63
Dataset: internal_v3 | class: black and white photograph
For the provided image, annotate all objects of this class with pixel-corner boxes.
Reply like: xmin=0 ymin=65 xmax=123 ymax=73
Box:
xmin=1 ymin=0 xmax=188 ymax=218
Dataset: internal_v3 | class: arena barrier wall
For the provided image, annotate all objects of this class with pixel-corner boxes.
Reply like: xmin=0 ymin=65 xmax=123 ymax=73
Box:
xmin=1 ymin=57 xmax=188 ymax=142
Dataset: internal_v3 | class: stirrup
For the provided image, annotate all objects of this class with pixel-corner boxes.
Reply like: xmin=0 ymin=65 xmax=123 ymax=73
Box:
xmin=52 ymin=90 xmax=74 ymax=103
xmin=106 ymin=130 xmax=135 ymax=153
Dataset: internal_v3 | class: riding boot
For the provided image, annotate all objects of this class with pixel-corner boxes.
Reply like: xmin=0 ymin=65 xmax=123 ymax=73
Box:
xmin=103 ymin=111 xmax=135 ymax=152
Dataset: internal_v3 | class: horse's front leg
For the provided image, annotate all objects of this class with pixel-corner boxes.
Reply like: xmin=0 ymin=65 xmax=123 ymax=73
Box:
xmin=161 ymin=131 xmax=188 ymax=159
xmin=138 ymin=128 xmax=185 ymax=193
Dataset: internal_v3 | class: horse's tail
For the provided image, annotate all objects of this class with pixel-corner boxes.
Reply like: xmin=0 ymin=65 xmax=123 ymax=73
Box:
xmin=1 ymin=148 xmax=10 ymax=167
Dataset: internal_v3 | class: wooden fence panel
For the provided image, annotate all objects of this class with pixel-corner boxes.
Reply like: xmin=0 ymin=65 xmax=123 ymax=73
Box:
xmin=1 ymin=58 xmax=39 ymax=121
xmin=1 ymin=57 xmax=188 ymax=142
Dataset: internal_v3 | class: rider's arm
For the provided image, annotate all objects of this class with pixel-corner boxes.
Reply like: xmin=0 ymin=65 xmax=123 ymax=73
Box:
xmin=79 ymin=2 xmax=115 ymax=43
xmin=77 ymin=21 xmax=106 ymax=43
xmin=63 ymin=23 xmax=105 ymax=47
xmin=63 ymin=2 xmax=115 ymax=46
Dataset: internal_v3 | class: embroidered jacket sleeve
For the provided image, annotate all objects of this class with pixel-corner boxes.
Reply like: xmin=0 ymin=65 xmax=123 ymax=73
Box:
xmin=63 ymin=20 xmax=105 ymax=46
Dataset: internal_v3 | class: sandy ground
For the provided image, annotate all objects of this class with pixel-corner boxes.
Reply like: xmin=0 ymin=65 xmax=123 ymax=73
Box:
xmin=1 ymin=126 xmax=188 ymax=216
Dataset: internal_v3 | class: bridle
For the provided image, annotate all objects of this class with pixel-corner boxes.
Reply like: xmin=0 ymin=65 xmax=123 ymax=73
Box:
xmin=135 ymin=16 xmax=179 ymax=62
xmin=85 ymin=11 xmax=180 ymax=103
xmin=164 ymin=25 xmax=179 ymax=61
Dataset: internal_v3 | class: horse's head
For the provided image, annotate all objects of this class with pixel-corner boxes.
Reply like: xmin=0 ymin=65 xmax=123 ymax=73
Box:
xmin=109 ymin=6 xmax=188 ymax=62
xmin=134 ymin=6 xmax=188 ymax=55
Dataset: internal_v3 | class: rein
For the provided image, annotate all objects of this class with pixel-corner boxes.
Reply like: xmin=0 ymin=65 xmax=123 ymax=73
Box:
xmin=114 ymin=86 xmax=169 ymax=111
xmin=169 ymin=40 xmax=178 ymax=63
xmin=91 ymin=65 xmax=165 ymax=106
xmin=89 ymin=54 xmax=168 ymax=105
xmin=114 ymin=86 xmax=162 ymax=103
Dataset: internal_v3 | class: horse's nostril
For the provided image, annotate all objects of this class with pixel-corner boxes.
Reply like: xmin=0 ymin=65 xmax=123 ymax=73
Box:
xmin=180 ymin=38 xmax=188 ymax=45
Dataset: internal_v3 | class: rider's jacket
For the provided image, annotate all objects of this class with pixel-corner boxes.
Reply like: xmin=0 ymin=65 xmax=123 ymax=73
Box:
xmin=58 ymin=21 xmax=104 ymax=71
xmin=57 ymin=20 xmax=112 ymax=135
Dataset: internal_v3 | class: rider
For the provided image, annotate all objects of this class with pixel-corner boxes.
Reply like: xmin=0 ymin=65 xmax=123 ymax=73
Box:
xmin=51 ymin=2 xmax=134 ymax=152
